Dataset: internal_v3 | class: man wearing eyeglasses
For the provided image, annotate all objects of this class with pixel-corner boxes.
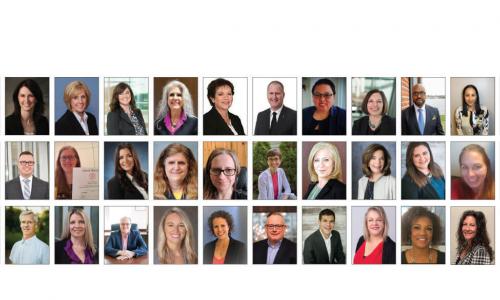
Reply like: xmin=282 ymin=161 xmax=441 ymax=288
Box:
xmin=253 ymin=212 xmax=297 ymax=264
xmin=5 ymin=151 xmax=49 ymax=200
xmin=402 ymin=83 xmax=444 ymax=135
xmin=9 ymin=210 xmax=49 ymax=264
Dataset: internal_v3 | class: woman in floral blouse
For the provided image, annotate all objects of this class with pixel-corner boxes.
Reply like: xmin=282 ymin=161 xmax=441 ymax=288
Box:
xmin=455 ymin=84 xmax=489 ymax=135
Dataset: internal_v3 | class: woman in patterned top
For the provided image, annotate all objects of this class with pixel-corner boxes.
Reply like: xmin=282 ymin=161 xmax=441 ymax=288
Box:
xmin=455 ymin=84 xmax=489 ymax=135
xmin=106 ymin=82 xmax=147 ymax=135
xmin=455 ymin=210 xmax=493 ymax=265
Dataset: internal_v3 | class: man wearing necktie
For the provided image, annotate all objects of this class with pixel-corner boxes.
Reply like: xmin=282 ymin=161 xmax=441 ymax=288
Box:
xmin=402 ymin=83 xmax=445 ymax=135
xmin=5 ymin=151 xmax=50 ymax=200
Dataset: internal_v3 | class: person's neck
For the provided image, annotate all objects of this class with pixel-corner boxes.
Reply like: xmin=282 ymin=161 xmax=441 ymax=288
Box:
xmin=369 ymin=114 xmax=382 ymax=123
xmin=121 ymin=232 xmax=129 ymax=239
xmin=471 ymin=184 xmax=484 ymax=198
xmin=411 ymin=247 xmax=431 ymax=258
xmin=20 ymin=173 xmax=33 ymax=179
xmin=74 ymin=110 xmax=85 ymax=119
xmin=313 ymin=109 xmax=329 ymax=120
xmin=216 ymin=236 xmax=230 ymax=243
xmin=120 ymin=104 xmax=131 ymax=114
xmin=467 ymin=105 xmax=475 ymax=112
xmin=217 ymin=188 xmax=233 ymax=200
xmin=417 ymin=168 xmax=430 ymax=176
xmin=370 ymin=172 xmax=383 ymax=182
xmin=23 ymin=234 xmax=35 ymax=240
xmin=65 ymin=171 xmax=73 ymax=184
xmin=167 ymin=241 xmax=181 ymax=252
xmin=215 ymin=107 xmax=230 ymax=123
xmin=170 ymin=108 xmax=182 ymax=121
xmin=269 ymin=167 xmax=278 ymax=174
xmin=320 ymin=230 xmax=331 ymax=240
xmin=169 ymin=180 xmax=184 ymax=193
xmin=20 ymin=110 xmax=33 ymax=120
xmin=71 ymin=236 xmax=86 ymax=247
xmin=318 ymin=178 xmax=329 ymax=188
xmin=268 ymin=238 xmax=282 ymax=247
xmin=368 ymin=235 xmax=383 ymax=244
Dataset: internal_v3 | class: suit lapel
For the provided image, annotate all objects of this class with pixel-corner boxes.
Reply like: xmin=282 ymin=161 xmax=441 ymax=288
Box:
xmin=424 ymin=107 xmax=433 ymax=134
xmin=408 ymin=106 xmax=418 ymax=134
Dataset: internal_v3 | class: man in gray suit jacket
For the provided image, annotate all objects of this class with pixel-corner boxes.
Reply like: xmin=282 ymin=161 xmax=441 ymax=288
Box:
xmin=5 ymin=151 xmax=49 ymax=200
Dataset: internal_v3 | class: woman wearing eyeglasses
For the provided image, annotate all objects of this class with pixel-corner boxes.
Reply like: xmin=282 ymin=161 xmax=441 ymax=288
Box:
xmin=203 ymin=148 xmax=247 ymax=200
xmin=55 ymin=146 xmax=81 ymax=200
xmin=257 ymin=148 xmax=292 ymax=200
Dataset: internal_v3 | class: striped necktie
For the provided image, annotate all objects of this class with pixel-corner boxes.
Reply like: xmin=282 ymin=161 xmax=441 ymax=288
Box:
xmin=23 ymin=178 xmax=31 ymax=200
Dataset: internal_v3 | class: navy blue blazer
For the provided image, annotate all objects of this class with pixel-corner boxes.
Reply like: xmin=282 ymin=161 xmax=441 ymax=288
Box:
xmin=104 ymin=230 xmax=148 ymax=257
xmin=401 ymin=104 xmax=444 ymax=135
xmin=203 ymin=238 xmax=247 ymax=264
xmin=303 ymin=105 xmax=346 ymax=135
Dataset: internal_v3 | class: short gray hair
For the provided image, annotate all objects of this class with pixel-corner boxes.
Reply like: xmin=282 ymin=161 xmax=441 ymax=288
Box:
xmin=19 ymin=210 xmax=38 ymax=224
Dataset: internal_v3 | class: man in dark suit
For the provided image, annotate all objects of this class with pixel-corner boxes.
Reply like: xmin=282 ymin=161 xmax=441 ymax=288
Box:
xmin=402 ymin=83 xmax=444 ymax=135
xmin=303 ymin=209 xmax=345 ymax=264
xmin=5 ymin=151 xmax=49 ymax=200
xmin=253 ymin=212 xmax=297 ymax=264
xmin=254 ymin=80 xmax=297 ymax=135
xmin=104 ymin=216 xmax=148 ymax=260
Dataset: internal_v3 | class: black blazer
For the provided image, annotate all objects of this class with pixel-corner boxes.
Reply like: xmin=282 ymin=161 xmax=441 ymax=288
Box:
xmin=5 ymin=113 xmax=49 ymax=135
xmin=107 ymin=174 xmax=148 ymax=200
xmin=154 ymin=114 xmax=198 ymax=135
xmin=55 ymin=110 xmax=98 ymax=135
xmin=303 ymin=229 xmax=345 ymax=264
xmin=352 ymin=115 xmax=396 ymax=135
xmin=203 ymin=107 xmax=245 ymax=135
xmin=203 ymin=238 xmax=247 ymax=264
xmin=254 ymin=106 xmax=297 ymax=135
xmin=302 ymin=105 xmax=346 ymax=135
xmin=401 ymin=104 xmax=444 ymax=135
xmin=401 ymin=174 xmax=444 ymax=200
xmin=55 ymin=239 xmax=99 ymax=264
xmin=355 ymin=236 xmax=396 ymax=264
xmin=5 ymin=176 xmax=50 ymax=200
xmin=304 ymin=179 xmax=346 ymax=200
xmin=106 ymin=108 xmax=147 ymax=135
xmin=253 ymin=238 xmax=297 ymax=264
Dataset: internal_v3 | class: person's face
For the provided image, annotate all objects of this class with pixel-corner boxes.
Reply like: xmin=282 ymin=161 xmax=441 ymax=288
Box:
xmin=118 ymin=88 xmax=132 ymax=107
xmin=319 ymin=215 xmax=335 ymax=237
xmin=312 ymin=84 xmax=334 ymax=113
xmin=20 ymin=214 xmax=37 ymax=239
xmin=69 ymin=213 xmax=86 ymax=239
xmin=167 ymin=86 xmax=184 ymax=111
xmin=267 ymin=83 xmax=284 ymax=111
xmin=212 ymin=217 xmax=229 ymax=240
xmin=265 ymin=214 xmax=286 ymax=243
xmin=412 ymin=145 xmax=431 ymax=172
xmin=70 ymin=89 xmax=87 ymax=114
xmin=164 ymin=213 xmax=187 ymax=246
xmin=60 ymin=149 xmax=78 ymax=173
xmin=209 ymin=154 xmax=236 ymax=193
xmin=164 ymin=152 xmax=188 ymax=184
xmin=410 ymin=216 xmax=433 ymax=249
xmin=18 ymin=86 xmax=37 ymax=112
xmin=212 ymin=85 xmax=233 ymax=112
xmin=366 ymin=92 xmax=384 ymax=116
xmin=366 ymin=210 xmax=384 ymax=238
xmin=460 ymin=150 xmax=488 ymax=191
xmin=267 ymin=155 xmax=281 ymax=172
xmin=412 ymin=84 xmax=426 ymax=108
xmin=18 ymin=154 xmax=35 ymax=178
xmin=119 ymin=218 xmax=131 ymax=234
xmin=119 ymin=148 xmax=135 ymax=175
xmin=462 ymin=215 xmax=477 ymax=242
xmin=369 ymin=150 xmax=385 ymax=176
xmin=464 ymin=87 xmax=477 ymax=108
xmin=313 ymin=148 xmax=334 ymax=180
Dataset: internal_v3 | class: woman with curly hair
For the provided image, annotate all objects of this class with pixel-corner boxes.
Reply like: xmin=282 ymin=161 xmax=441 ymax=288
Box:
xmin=455 ymin=210 xmax=493 ymax=265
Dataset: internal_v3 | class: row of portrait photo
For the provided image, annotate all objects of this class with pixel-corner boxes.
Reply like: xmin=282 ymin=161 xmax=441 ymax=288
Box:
xmin=2 ymin=140 xmax=496 ymax=200
xmin=2 ymin=205 xmax=494 ymax=265
xmin=1 ymin=76 xmax=496 ymax=136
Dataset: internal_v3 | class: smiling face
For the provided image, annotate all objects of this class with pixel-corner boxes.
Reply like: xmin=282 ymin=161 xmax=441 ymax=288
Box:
xmin=313 ymin=149 xmax=334 ymax=180
xmin=462 ymin=215 xmax=477 ymax=242
xmin=265 ymin=214 xmax=286 ymax=244
xmin=412 ymin=145 xmax=431 ymax=174
xmin=60 ymin=149 xmax=78 ymax=174
xmin=118 ymin=87 xmax=132 ymax=107
xmin=164 ymin=152 xmax=188 ymax=185
xmin=366 ymin=92 xmax=384 ymax=117
xmin=209 ymin=154 xmax=236 ymax=194
xmin=18 ymin=86 xmax=37 ymax=113
xmin=312 ymin=84 xmax=334 ymax=113
xmin=464 ymin=87 xmax=477 ymax=109
xmin=70 ymin=89 xmax=87 ymax=114
xmin=69 ymin=213 xmax=86 ymax=239
xmin=119 ymin=217 xmax=131 ymax=235
xmin=460 ymin=150 xmax=487 ymax=192
xmin=319 ymin=215 xmax=334 ymax=237
xmin=212 ymin=217 xmax=229 ymax=240
xmin=267 ymin=83 xmax=284 ymax=111
xmin=267 ymin=155 xmax=281 ymax=172
xmin=119 ymin=148 xmax=135 ymax=175
xmin=18 ymin=153 xmax=35 ymax=178
xmin=410 ymin=216 xmax=433 ymax=249
xmin=167 ymin=86 xmax=184 ymax=112
xmin=369 ymin=150 xmax=385 ymax=176
xmin=212 ymin=85 xmax=233 ymax=112
xmin=366 ymin=210 xmax=384 ymax=238
xmin=20 ymin=214 xmax=37 ymax=239
xmin=164 ymin=213 xmax=186 ymax=246
xmin=412 ymin=84 xmax=426 ymax=108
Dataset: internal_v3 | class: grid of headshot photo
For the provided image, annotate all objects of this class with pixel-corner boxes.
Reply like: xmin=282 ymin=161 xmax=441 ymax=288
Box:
xmin=0 ymin=76 xmax=496 ymax=267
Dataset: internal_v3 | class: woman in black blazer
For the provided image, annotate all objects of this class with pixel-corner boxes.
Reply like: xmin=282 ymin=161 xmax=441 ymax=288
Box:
xmin=107 ymin=82 xmax=147 ymax=135
xmin=203 ymin=210 xmax=246 ymax=264
xmin=352 ymin=89 xmax=396 ymax=135
xmin=203 ymin=78 xmax=245 ymax=135
xmin=6 ymin=78 xmax=49 ymax=135
xmin=55 ymin=80 xmax=98 ymax=135
xmin=107 ymin=143 xmax=148 ymax=200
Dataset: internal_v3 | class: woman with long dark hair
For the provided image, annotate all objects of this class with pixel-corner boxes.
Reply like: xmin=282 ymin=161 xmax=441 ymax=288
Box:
xmin=107 ymin=143 xmax=148 ymax=199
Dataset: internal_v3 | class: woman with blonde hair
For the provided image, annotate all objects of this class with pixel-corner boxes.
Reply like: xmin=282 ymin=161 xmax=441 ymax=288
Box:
xmin=157 ymin=207 xmax=197 ymax=264
xmin=55 ymin=146 xmax=81 ymax=199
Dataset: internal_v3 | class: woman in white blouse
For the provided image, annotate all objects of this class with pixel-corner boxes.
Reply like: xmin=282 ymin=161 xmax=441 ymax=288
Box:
xmin=357 ymin=144 xmax=396 ymax=200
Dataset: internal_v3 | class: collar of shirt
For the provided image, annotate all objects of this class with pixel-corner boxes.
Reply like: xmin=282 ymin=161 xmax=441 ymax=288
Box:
xmin=19 ymin=175 xmax=34 ymax=182
xmin=269 ymin=105 xmax=284 ymax=126
xmin=321 ymin=231 xmax=332 ymax=242
xmin=267 ymin=239 xmax=282 ymax=249
xmin=414 ymin=104 xmax=426 ymax=124
xmin=126 ymin=173 xmax=134 ymax=182
xmin=73 ymin=111 xmax=88 ymax=122
xmin=21 ymin=235 xmax=38 ymax=244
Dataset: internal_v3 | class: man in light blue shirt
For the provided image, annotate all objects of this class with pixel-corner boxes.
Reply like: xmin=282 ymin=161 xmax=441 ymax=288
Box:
xmin=10 ymin=210 xmax=49 ymax=265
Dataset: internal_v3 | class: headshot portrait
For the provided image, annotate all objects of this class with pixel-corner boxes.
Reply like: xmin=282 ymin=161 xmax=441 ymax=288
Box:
xmin=302 ymin=142 xmax=346 ymax=200
xmin=203 ymin=142 xmax=247 ymax=200
xmin=104 ymin=206 xmax=149 ymax=264
xmin=54 ymin=142 xmax=99 ymax=200
xmin=104 ymin=142 xmax=148 ymax=200
xmin=153 ymin=141 xmax=198 ymax=200
xmin=451 ymin=77 xmax=495 ymax=135
xmin=154 ymin=206 xmax=198 ymax=264
xmin=5 ymin=142 xmax=49 ymax=200
xmin=401 ymin=141 xmax=445 ymax=200
xmin=253 ymin=77 xmax=297 ymax=135
xmin=54 ymin=206 xmax=99 ymax=264
xmin=450 ymin=142 xmax=495 ymax=200
xmin=401 ymin=77 xmax=445 ymax=135
xmin=203 ymin=77 xmax=247 ymax=135
xmin=351 ymin=206 xmax=396 ymax=264
xmin=5 ymin=207 xmax=49 ymax=264
xmin=451 ymin=206 xmax=495 ymax=265
xmin=5 ymin=77 xmax=49 ymax=135
xmin=253 ymin=142 xmax=296 ymax=200
xmin=401 ymin=206 xmax=445 ymax=264
xmin=55 ymin=77 xmax=99 ymax=135
xmin=253 ymin=206 xmax=297 ymax=264
xmin=352 ymin=142 xmax=396 ymax=200
xmin=351 ymin=77 xmax=396 ymax=135
xmin=302 ymin=206 xmax=346 ymax=264
xmin=203 ymin=206 xmax=247 ymax=264
xmin=153 ymin=77 xmax=198 ymax=135
xmin=104 ymin=77 xmax=149 ymax=135
xmin=302 ymin=77 xmax=346 ymax=135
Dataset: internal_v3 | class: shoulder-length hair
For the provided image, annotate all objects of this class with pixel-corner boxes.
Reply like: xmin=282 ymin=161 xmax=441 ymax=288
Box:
xmin=55 ymin=146 xmax=81 ymax=199
xmin=114 ymin=143 xmax=148 ymax=192
xmin=12 ymin=79 xmax=45 ymax=117
xmin=405 ymin=142 xmax=443 ymax=188
xmin=307 ymin=142 xmax=342 ymax=182
xmin=63 ymin=81 xmax=91 ymax=110
xmin=459 ymin=144 xmax=495 ymax=199
xmin=109 ymin=82 xmax=137 ymax=112
xmin=363 ymin=206 xmax=389 ymax=241
xmin=157 ymin=207 xmax=197 ymax=264
xmin=203 ymin=148 xmax=240 ymax=199
xmin=154 ymin=143 xmax=197 ymax=200
xmin=456 ymin=210 xmax=494 ymax=261
xmin=61 ymin=208 xmax=96 ymax=255
xmin=206 ymin=78 xmax=234 ymax=106
xmin=157 ymin=80 xmax=194 ymax=120
xmin=361 ymin=89 xmax=388 ymax=116
xmin=207 ymin=210 xmax=234 ymax=237
xmin=362 ymin=143 xmax=391 ymax=177
xmin=401 ymin=206 xmax=442 ymax=246
xmin=461 ymin=84 xmax=484 ymax=116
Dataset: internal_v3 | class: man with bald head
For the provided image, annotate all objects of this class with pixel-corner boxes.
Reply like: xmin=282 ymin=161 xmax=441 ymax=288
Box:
xmin=104 ymin=216 xmax=148 ymax=261
xmin=402 ymin=83 xmax=444 ymax=135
